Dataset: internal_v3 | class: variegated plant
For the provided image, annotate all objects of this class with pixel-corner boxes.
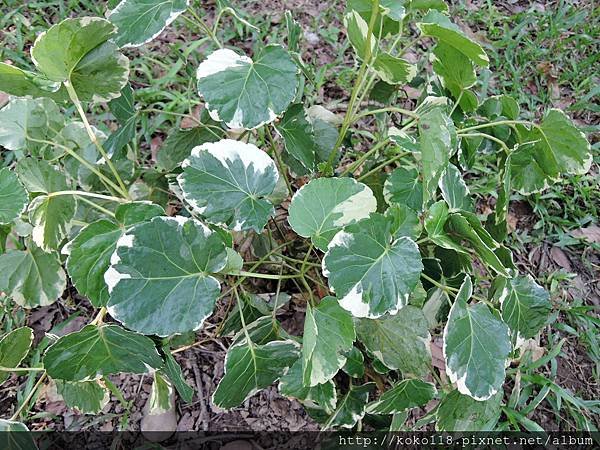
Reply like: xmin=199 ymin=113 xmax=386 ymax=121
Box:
xmin=0 ymin=0 xmax=590 ymax=433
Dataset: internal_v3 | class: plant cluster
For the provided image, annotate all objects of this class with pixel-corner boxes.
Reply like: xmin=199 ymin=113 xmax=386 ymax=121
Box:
xmin=0 ymin=0 xmax=593 ymax=433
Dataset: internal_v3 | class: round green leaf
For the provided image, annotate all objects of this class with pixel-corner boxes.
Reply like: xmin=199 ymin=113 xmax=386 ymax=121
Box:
xmin=383 ymin=167 xmax=423 ymax=211
xmin=0 ymin=168 xmax=28 ymax=225
xmin=366 ymin=379 xmax=436 ymax=415
xmin=288 ymin=177 xmax=377 ymax=251
xmin=302 ymin=296 xmax=355 ymax=386
xmin=0 ymin=62 xmax=67 ymax=101
xmin=196 ymin=45 xmax=299 ymax=129
xmin=44 ymin=324 xmax=163 ymax=381
xmin=323 ymin=213 xmax=423 ymax=318
xmin=31 ymin=17 xmax=129 ymax=102
xmin=0 ymin=243 xmax=66 ymax=308
xmin=443 ymin=276 xmax=511 ymax=400
xmin=355 ymin=306 xmax=432 ymax=377
xmin=0 ymin=327 xmax=34 ymax=384
xmin=178 ymin=139 xmax=279 ymax=232
xmin=0 ymin=98 xmax=63 ymax=151
xmin=106 ymin=216 xmax=227 ymax=336
xmin=108 ymin=0 xmax=190 ymax=48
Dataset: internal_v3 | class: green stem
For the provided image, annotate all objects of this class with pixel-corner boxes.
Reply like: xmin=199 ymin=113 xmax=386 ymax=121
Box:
xmin=64 ymin=80 xmax=130 ymax=199
xmin=187 ymin=7 xmax=222 ymax=48
xmin=421 ymin=272 xmax=459 ymax=292
xmin=10 ymin=373 xmax=47 ymax=421
xmin=449 ymin=90 xmax=464 ymax=116
xmin=458 ymin=120 xmax=532 ymax=133
xmin=354 ymin=106 xmax=420 ymax=121
xmin=76 ymin=196 xmax=117 ymax=218
xmin=229 ymin=270 xmax=300 ymax=280
xmin=0 ymin=366 xmax=44 ymax=373
xmin=266 ymin=126 xmax=293 ymax=195
xmin=48 ymin=190 xmax=126 ymax=204
xmin=340 ymin=138 xmax=390 ymax=177
xmin=325 ymin=0 xmax=381 ymax=172
xmin=26 ymin=136 xmax=124 ymax=195
xmin=459 ymin=132 xmax=512 ymax=155
xmin=357 ymin=151 xmax=410 ymax=181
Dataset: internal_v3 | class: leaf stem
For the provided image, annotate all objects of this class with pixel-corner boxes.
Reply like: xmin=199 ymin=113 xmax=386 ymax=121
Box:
xmin=64 ymin=80 xmax=130 ymax=199
xmin=459 ymin=132 xmax=512 ymax=155
xmin=354 ymin=106 xmax=420 ymax=121
xmin=357 ymin=150 xmax=410 ymax=181
xmin=324 ymin=0 xmax=381 ymax=172
xmin=266 ymin=126 xmax=293 ymax=196
xmin=340 ymin=138 xmax=390 ymax=177
xmin=186 ymin=7 xmax=222 ymax=48
xmin=0 ymin=366 xmax=44 ymax=373
xmin=10 ymin=372 xmax=46 ymax=421
xmin=76 ymin=196 xmax=117 ymax=218
xmin=48 ymin=190 xmax=127 ymax=204
xmin=26 ymin=136 xmax=124 ymax=195
xmin=457 ymin=120 xmax=532 ymax=133
xmin=228 ymin=270 xmax=300 ymax=280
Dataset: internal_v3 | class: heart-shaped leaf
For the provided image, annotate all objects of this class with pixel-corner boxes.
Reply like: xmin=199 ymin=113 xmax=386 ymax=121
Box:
xmin=0 ymin=62 xmax=67 ymax=101
xmin=279 ymin=358 xmax=337 ymax=413
xmin=44 ymin=324 xmax=163 ymax=381
xmin=66 ymin=202 xmax=165 ymax=307
xmin=196 ymin=46 xmax=298 ymax=129
xmin=178 ymin=139 xmax=279 ymax=232
xmin=108 ymin=0 xmax=190 ymax=48
xmin=323 ymin=213 xmax=423 ymax=318
xmin=443 ymin=276 xmax=511 ymax=400
xmin=323 ymin=383 xmax=375 ymax=429
xmin=0 ymin=243 xmax=66 ymax=308
xmin=436 ymin=389 xmax=502 ymax=431
xmin=55 ymin=380 xmax=110 ymax=414
xmin=288 ymin=177 xmax=377 ymax=251
xmin=384 ymin=167 xmax=423 ymax=211
xmin=106 ymin=216 xmax=227 ymax=336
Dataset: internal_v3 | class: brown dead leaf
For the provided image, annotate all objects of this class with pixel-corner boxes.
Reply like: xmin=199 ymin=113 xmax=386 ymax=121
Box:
xmin=571 ymin=225 xmax=600 ymax=244
xmin=150 ymin=136 xmax=163 ymax=163
xmin=181 ymin=105 xmax=202 ymax=129
xmin=550 ymin=246 xmax=572 ymax=271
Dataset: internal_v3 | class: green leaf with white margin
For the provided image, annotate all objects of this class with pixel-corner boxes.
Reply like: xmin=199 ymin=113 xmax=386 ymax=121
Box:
xmin=44 ymin=324 xmax=163 ymax=381
xmin=0 ymin=97 xmax=63 ymax=151
xmin=15 ymin=158 xmax=69 ymax=194
xmin=196 ymin=45 xmax=298 ymax=129
xmin=147 ymin=371 xmax=174 ymax=414
xmin=31 ymin=17 xmax=129 ymax=102
xmin=0 ymin=62 xmax=67 ymax=101
xmin=212 ymin=339 xmax=300 ymax=409
xmin=55 ymin=379 xmax=110 ymax=414
xmin=0 ymin=168 xmax=28 ymax=225
xmin=366 ymin=379 xmax=436 ymax=415
xmin=373 ymin=54 xmax=417 ymax=85
xmin=288 ymin=177 xmax=377 ymax=252
xmin=417 ymin=10 xmax=489 ymax=67
xmin=436 ymin=389 xmax=503 ymax=431
xmin=108 ymin=0 xmax=190 ymax=48
xmin=424 ymin=201 xmax=465 ymax=253
xmin=511 ymin=109 xmax=592 ymax=194
xmin=303 ymin=296 xmax=355 ymax=386
xmin=0 ymin=242 xmax=66 ymax=308
xmin=323 ymin=382 xmax=375 ymax=429
xmin=0 ymin=327 xmax=34 ymax=384
xmin=275 ymin=103 xmax=319 ymax=175
xmin=106 ymin=216 xmax=226 ymax=336
xmin=419 ymin=107 xmax=454 ymax=205
xmin=0 ymin=419 xmax=37 ymax=450
xmin=385 ymin=204 xmax=421 ymax=241
xmin=384 ymin=167 xmax=423 ymax=211
xmin=323 ymin=213 xmax=423 ymax=318
xmin=178 ymin=139 xmax=279 ymax=232
xmin=439 ymin=163 xmax=473 ymax=211
xmin=443 ymin=276 xmax=510 ymax=400
xmin=28 ymin=193 xmax=77 ymax=251
xmin=163 ymin=351 xmax=194 ymax=403
xmin=493 ymin=275 xmax=551 ymax=345
xmin=279 ymin=358 xmax=337 ymax=414
xmin=66 ymin=202 xmax=165 ymax=307
xmin=355 ymin=306 xmax=432 ymax=377
xmin=344 ymin=10 xmax=374 ymax=60
xmin=342 ymin=346 xmax=365 ymax=378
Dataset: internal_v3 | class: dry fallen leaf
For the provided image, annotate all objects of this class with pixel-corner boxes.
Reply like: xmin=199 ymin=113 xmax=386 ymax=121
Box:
xmin=571 ymin=225 xmax=600 ymax=244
